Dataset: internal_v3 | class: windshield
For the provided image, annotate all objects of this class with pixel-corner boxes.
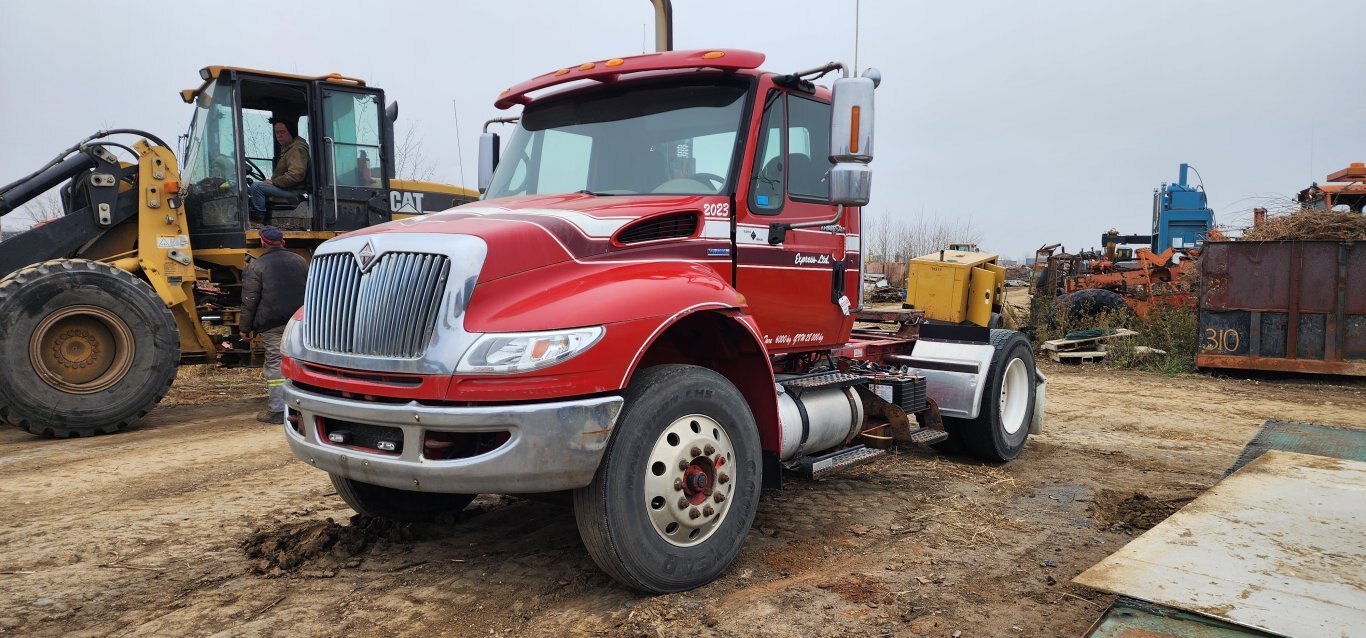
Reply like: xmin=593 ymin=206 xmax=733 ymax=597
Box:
xmin=181 ymin=79 xmax=242 ymax=228
xmin=485 ymin=79 xmax=749 ymax=198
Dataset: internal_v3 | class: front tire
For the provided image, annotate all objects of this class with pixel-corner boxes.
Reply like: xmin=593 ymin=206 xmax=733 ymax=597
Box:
xmin=0 ymin=260 xmax=179 ymax=437
xmin=573 ymin=365 xmax=762 ymax=593
xmin=330 ymin=474 xmax=476 ymax=523
xmin=942 ymin=329 xmax=1036 ymax=462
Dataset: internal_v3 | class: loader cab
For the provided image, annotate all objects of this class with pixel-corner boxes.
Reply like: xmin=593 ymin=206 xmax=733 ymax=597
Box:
xmin=179 ymin=67 xmax=396 ymax=249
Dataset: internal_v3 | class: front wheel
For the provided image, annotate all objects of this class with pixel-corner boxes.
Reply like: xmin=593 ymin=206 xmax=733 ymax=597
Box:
xmin=0 ymin=260 xmax=179 ymax=437
xmin=330 ymin=474 xmax=476 ymax=523
xmin=573 ymin=365 xmax=762 ymax=593
xmin=942 ymin=329 xmax=1036 ymax=462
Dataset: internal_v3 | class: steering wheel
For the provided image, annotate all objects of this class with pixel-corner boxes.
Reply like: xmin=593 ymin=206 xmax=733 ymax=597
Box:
xmin=244 ymin=161 xmax=268 ymax=183
xmin=689 ymin=172 xmax=726 ymax=191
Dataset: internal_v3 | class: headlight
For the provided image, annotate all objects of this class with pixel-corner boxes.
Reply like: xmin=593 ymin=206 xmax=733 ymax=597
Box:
xmin=456 ymin=326 xmax=604 ymax=374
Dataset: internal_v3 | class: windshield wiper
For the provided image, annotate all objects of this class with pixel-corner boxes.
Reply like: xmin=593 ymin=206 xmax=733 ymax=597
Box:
xmin=573 ymin=189 xmax=618 ymax=196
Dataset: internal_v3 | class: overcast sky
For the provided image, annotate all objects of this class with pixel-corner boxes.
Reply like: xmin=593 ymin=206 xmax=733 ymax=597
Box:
xmin=3 ymin=0 xmax=1363 ymax=259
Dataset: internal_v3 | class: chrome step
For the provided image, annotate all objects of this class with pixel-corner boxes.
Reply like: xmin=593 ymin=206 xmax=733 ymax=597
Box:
xmin=790 ymin=444 xmax=887 ymax=479
xmin=908 ymin=427 xmax=949 ymax=446
xmin=778 ymin=372 xmax=868 ymax=397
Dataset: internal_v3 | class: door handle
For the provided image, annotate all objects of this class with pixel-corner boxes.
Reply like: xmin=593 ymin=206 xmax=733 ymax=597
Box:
xmin=831 ymin=261 xmax=847 ymax=304
xmin=323 ymin=136 xmax=338 ymax=225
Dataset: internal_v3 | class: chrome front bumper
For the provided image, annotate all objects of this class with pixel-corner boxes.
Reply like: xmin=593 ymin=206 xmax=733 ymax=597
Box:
xmin=283 ymin=382 xmax=624 ymax=494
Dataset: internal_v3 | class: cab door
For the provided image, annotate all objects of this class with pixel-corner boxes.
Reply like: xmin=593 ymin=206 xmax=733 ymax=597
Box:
xmin=316 ymin=85 xmax=391 ymax=231
xmin=735 ymin=88 xmax=855 ymax=353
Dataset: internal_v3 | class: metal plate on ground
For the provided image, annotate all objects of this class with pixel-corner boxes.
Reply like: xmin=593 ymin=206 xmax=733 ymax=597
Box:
xmin=1225 ymin=419 xmax=1366 ymax=476
xmin=1074 ymin=450 xmax=1366 ymax=638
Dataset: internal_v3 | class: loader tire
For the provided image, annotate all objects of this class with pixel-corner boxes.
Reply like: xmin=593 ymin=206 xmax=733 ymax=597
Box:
xmin=0 ymin=259 xmax=179 ymax=437
xmin=941 ymin=329 xmax=1036 ymax=462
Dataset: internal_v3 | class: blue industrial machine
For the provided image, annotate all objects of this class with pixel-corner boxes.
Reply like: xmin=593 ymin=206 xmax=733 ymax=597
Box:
xmin=1151 ymin=163 xmax=1214 ymax=252
xmin=1101 ymin=163 xmax=1214 ymax=255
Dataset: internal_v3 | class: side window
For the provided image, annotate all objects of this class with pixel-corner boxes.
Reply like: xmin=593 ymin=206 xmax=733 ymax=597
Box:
xmin=323 ymin=91 xmax=384 ymax=187
xmin=748 ymin=91 xmax=784 ymax=214
xmin=787 ymin=96 xmax=833 ymax=201
xmin=241 ymin=108 xmax=275 ymax=179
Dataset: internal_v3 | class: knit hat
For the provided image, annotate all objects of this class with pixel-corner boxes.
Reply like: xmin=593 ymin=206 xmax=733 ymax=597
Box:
xmin=260 ymin=226 xmax=285 ymax=245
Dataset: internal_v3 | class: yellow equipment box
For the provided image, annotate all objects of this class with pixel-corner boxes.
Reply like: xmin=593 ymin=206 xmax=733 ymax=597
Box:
xmin=903 ymin=249 xmax=1006 ymax=327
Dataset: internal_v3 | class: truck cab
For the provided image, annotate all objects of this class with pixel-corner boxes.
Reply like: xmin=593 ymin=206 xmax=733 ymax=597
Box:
xmin=280 ymin=50 xmax=1041 ymax=594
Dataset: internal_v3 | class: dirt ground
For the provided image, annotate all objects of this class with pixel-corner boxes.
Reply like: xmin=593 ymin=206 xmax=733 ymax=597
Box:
xmin=1 ymin=363 xmax=1362 ymax=637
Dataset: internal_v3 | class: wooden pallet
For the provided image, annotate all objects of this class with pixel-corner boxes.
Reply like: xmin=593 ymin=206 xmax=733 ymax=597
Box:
xmin=1042 ymin=328 xmax=1139 ymax=364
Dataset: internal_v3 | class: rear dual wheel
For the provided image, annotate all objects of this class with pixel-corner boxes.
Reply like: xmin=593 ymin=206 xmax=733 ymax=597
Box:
xmin=0 ymin=260 xmax=179 ymax=437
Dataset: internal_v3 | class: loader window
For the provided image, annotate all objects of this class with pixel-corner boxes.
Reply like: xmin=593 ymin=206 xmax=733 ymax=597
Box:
xmin=324 ymin=92 xmax=384 ymax=188
xmin=182 ymin=80 xmax=242 ymax=229
xmin=242 ymin=109 xmax=276 ymax=178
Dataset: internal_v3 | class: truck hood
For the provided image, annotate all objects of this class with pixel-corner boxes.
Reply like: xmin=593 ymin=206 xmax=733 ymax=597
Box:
xmin=345 ymin=193 xmax=720 ymax=282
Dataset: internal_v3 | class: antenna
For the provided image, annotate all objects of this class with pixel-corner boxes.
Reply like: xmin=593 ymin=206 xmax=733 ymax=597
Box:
xmin=1308 ymin=117 xmax=1315 ymax=183
xmin=854 ymin=0 xmax=861 ymax=72
xmin=453 ymin=100 xmax=467 ymax=188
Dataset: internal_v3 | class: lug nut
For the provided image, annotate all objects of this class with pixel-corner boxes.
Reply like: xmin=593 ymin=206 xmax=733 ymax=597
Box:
xmin=677 ymin=497 xmax=689 ymax=510
xmin=689 ymin=508 xmax=701 ymax=520
xmin=713 ymin=492 xmax=726 ymax=503
xmin=679 ymin=459 xmax=690 ymax=471
xmin=673 ymin=478 xmax=684 ymax=491
xmin=718 ymin=472 xmax=730 ymax=485
xmin=704 ymin=444 xmax=715 ymax=455
xmin=703 ymin=505 xmax=715 ymax=516
xmin=690 ymin=446 xmax=703 ymax=457
xmin=715 ymin=455 xmax=726 ymax=467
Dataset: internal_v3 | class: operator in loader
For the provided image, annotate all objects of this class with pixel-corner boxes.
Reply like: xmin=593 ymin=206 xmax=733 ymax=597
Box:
xmin=239 ymin=226 xmax=309 ymax=424
xmin=247 ymin=119 xmax=310 ymax=222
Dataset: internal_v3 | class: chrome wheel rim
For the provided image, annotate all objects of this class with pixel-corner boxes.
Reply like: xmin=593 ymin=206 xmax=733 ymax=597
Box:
xmin=1000 ymin=357 xmax=1030 ymax=435
xmin=644 ymin=414 xmax=737 ymax=547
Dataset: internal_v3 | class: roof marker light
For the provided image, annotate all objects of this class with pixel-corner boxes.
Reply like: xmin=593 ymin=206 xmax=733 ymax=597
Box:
xmin=702 ymin=51 xmax=725 ymax=59
xmin=554 ymin=68 xmax=571 ymax=76
xmin=578 ymin=62 xmax=595 ymax=71
xmin=606 ymin=58 xmax=624 ymax=67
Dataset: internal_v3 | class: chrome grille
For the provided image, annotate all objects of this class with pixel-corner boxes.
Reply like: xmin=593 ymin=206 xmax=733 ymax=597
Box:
xmin=304 ymin=251 xmax=450 ymax=358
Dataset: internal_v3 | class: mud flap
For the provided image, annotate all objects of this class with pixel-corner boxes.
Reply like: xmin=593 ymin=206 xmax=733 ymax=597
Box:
xmin=1031 ymin=370 xmax=1047 ymax=435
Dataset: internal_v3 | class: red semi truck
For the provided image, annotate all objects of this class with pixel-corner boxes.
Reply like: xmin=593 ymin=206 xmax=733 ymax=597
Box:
xmin=279 ymin=49 xmax=1045 ymax=593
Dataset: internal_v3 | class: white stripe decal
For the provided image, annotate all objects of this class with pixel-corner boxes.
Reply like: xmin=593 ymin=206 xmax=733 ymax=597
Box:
xmin=473 ymin=217 xmax=730 ymax=266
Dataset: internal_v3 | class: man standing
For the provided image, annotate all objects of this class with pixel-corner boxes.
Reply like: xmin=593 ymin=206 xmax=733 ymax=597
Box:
xmin=248 ymin=120 xmax=310 ymax=221
xmin=240 ymin=226 xmax=309 ymax=423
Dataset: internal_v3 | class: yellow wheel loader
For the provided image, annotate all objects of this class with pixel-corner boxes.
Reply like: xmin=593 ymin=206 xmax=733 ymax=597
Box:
xmin=0 ymin=67 xmax=476 ymax=437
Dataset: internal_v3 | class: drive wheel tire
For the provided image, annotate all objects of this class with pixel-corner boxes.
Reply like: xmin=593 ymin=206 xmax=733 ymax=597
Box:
xmin=0 ymin=260 xmax=179 ymax=437
xmin=573 ymin=364 xmax=762 ymax=593
xmin=330 ymin=474 xmax=476 ymax=523
xmin=941 ymin=329 xmax=1036 ymax=462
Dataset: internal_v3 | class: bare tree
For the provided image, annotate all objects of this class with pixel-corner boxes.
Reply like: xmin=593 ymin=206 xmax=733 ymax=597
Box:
xmin=14 ymin=190 xmax=64 ymax=228
xmin=862 ymin=208 xmax=983 ymax=286
xmin=393 ymin=121 xmax=438 ymax=182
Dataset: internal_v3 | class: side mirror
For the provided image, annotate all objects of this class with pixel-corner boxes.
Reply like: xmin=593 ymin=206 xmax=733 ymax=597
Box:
xmin=385 ymin=101 xmax=399 ymax=122
xmin=828 ymin=72 xmax=876 ymax=206
xmin=478 ymin=132 xmax=500 ymax=194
